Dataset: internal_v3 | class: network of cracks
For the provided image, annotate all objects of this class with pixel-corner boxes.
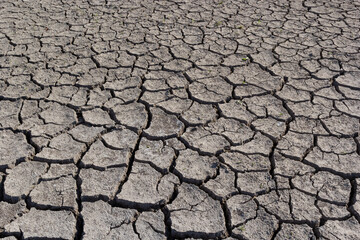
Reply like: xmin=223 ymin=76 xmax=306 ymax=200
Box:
xmin=0 ymin=0 xmax=360 ymax=239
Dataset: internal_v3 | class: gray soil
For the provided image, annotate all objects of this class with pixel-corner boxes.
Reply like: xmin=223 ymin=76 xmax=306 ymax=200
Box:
xmin=0 ymin=0 xmax=359 ymax=239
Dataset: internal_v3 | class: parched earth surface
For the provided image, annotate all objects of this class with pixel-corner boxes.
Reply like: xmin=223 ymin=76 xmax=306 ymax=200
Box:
xmin=0 ymin=0 xmax=360 ymax=239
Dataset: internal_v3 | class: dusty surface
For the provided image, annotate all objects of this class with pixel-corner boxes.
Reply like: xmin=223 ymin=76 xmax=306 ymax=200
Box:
xmin=0 ymin=0 xmax=360 ymax=239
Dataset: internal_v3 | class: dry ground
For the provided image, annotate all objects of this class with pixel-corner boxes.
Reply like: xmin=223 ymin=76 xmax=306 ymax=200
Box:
xmin=0 ymin=0 xmax=360 ymax=239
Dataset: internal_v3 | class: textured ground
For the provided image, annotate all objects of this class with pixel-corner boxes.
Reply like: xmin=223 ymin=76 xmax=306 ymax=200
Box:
xmin=0 ymin=0 xmax=359 ymax=239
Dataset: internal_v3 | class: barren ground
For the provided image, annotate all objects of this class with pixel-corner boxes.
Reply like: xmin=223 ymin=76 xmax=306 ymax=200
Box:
xmin=0 ymin=0 xmax=360 ymax=239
